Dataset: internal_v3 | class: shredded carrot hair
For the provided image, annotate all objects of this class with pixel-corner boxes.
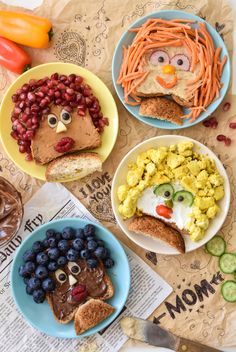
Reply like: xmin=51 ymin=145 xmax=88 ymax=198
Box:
xmin=117 ymin=18 xmax=227 ymax=122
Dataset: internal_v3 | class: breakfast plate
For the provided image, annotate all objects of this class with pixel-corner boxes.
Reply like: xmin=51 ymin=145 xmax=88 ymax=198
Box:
xmin=112 ymin=10 xmax=230 ymax=129
xmin=11 ymin=218 xmax=130 ymax=338
xmin=0 ymin=62 xmax=119 ymax=181
xmin=111 ymin=135 xmax=230 ymax=255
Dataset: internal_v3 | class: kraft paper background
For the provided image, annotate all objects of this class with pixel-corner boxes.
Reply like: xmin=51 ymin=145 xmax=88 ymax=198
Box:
xmin=0 ymin=0 xmax=235 ymax=348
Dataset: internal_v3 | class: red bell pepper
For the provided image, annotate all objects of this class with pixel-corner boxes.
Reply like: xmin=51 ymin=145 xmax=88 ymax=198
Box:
xmin=0 ymin=36 xmax=31 ymax=74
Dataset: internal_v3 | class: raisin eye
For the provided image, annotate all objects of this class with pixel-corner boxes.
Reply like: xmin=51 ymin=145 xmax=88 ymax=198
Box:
xmin=68 ymin=261 xmax=81 ymax=275
xmin=158 ymin=56 xmax=164 ymax=63
xmin=48 ymin=114 xmax=58 ymax=128
xmin=60 ymin=109 xmax=72 ymax=124
xmin=55 ymin=269 xmax=67 ymax=283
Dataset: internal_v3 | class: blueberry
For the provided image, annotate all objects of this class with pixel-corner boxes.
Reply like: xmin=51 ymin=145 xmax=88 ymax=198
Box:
xmin=19 ymin=265 xmax=30 ymax=278
xmin=104 ymin=257 xmax=114 ymax=269
xmin=62 ymin=227 xmax=75 ymax=240
xmin=32 ymin=241 xmax=44 ymax=254
xmin=72 ymin=238 xmax=84 ymax=251
xmin=87 ymin=258 xmax=98 ymax=268
xmin=36 ymin=252 xmax=49 ymax=265
xmin=35 ymin=265 xmax=48 ymax=279
xmin=47 ymin=261 xmax=58 ymax=271
xmin=97 ymin=240 xmax=104 ymax=247
xmin=33 ymin=289 xmax=45 ymax=303
xmin=24 ymin=261 xmax=35 ymax=274
xmin=84 ymin=224 xmax=95 ymax=237
xmin=67 ymin=248 xmax=79 ymax=262
xmin=26 ymin=285 xmax=34 ymax=295
xmin=58 ymin=239 xmax=70 ymax=253
xmin=46 ymin=229 xmax=56 ymax=239
xmin=23 ymin=249 xmax=35 ymax=262
xmin=75 ymin=228 xmax=85 ymax=239
xmin=86 ymin=236 xmax=95 ymax=242
xmin=80 ymin=249 xmax=90 ymax=259
xmin=94 ymin=246 xmax=107 ymax=259
xmin=24 ymin=277 xmax=30 ymax=285
xmin=28 ymin=277 xmax=41 ymax=290
xmin=48 ymin=248 xmax=60 ymax=260
xmin=42 ymin=278 xmax=55 ymax=292
xmin=42 ymin=238 xmax=50 ymax=248
xmin=57 ymin=256 xmax=67 ymax=266
xmin=87 ymin=240 xmax=98 ymax=251
xmin=48 ymin=237 xmax=58 ymax=248
xmin=55 ymin=232 xmax=62 ymax=241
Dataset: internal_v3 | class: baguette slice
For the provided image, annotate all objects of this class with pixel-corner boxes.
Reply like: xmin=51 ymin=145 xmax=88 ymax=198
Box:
xmin=74 ymin=299 xmax=115 ymax=335
xmin=45 ymin=152 xmax=102 ymax=182
xmin=128 ymin=215 xmax=185 ymax=253
xmin=139 ymin=97 xmax=183 ymax=126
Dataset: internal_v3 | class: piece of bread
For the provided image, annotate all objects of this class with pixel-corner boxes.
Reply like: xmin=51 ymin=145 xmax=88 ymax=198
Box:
xmin=128 ymin=215 xmax=185 ymax=253
xmin=74 ymin=299 xmax=115 ymax=335
xmin=139 ymin=97 xmax=183 ymax=125
xmin=45 ymin=152 xmax=102 ymax=182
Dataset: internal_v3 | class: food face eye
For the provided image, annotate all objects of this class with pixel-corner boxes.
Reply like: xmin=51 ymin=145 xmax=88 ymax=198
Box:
xmin=170 ymin=54 xmax=190 ymax=71
xmin=67 ymin=262 xmax=81 ymax=275
xmin=60 ymin=109 xmax=72 ymax=124
xmin=48 ymin=114 xmax=58 ymax=128
xmin=149 ymin=50 xmax=170 ymax=66
xmin=55 ymin=269 xmax=67 ymax=283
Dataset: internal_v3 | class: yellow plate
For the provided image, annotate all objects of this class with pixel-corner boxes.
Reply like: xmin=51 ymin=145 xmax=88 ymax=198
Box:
xmin=0 ymin=62 xmax=119 ymax=181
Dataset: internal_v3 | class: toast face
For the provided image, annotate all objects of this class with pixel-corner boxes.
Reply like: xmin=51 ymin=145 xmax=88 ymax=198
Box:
xmin=74 ymin=299 xmax=115 ymax=335
xmin=47 ymin=259 xmax=114 ymax=324
xmin=128 ymin=215 xmax=186 ymax=253
xmin=31 ymin=105 xmax=101 ymax=165
xmin=139 ymin=97 xmax=183 ymax=125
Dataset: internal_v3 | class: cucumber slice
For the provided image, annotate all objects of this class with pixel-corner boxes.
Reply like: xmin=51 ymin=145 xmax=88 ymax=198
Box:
xmin=173 ymin=190 xmax=194 ymax=206
xmin=154 ymin=183 xmax=174 ymax=199
xmin=221 ymin=281 xmax=236 ymax=302
xmin=205 ymin=236 xmax=226 ymax=257
xmin=219 ymin=253 xmax=236 ymax=274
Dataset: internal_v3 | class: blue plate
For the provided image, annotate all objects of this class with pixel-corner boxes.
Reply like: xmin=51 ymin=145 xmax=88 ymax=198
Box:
xmin=11 ymin=218 xmax=130 ymax=338
xmin=112 ymin=10 xmax=230 ymax=129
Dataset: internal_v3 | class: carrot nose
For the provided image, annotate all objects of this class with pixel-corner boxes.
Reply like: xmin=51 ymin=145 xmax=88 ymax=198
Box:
xmin=162 ymin=64 xmax=176 ymax=75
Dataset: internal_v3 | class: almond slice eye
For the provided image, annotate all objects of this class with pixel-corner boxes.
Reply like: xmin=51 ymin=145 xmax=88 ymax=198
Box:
xmin=60 ymin=109 xmax=72 ymax=124
xmin=48 ymin=114 xmax=58 ymax=128
xmin=55 ymin=269 xmax=67 ymax=283
xmin=68 ymin=262 xmax=81 ymax=275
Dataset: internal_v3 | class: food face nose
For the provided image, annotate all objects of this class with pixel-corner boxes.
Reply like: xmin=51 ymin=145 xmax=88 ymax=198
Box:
xmin=56 ymin=120 xmax=67 ymax=133
xmin=69 ymin=274 xmax=77 ymax=286
xmin=162 ymin=64 xmax=176 ymax=75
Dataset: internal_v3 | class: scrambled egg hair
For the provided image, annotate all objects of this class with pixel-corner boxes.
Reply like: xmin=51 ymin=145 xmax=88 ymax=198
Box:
xmin=117 ymin=141 xmax=224 ymax=242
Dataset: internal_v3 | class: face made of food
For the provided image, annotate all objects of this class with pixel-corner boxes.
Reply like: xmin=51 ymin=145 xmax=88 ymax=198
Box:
xmin=49 ymin=259 xmax=108 ymax=321
xmin=136 ymin=46 xmax=200 ymax=101
xmin=31 ymin=105 xmax=101 ymax=164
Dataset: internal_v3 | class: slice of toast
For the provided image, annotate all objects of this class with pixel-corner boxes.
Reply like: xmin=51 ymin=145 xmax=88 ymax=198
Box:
xmin=74 ymin=299 xmax=115 ymax=335
xmin=45 ymin=152 xmax=102 ymax=182
xmin=128 ymin=215 xmax=185 ymax=253
xmin=139 ymin=97 xmax=183 ymax=125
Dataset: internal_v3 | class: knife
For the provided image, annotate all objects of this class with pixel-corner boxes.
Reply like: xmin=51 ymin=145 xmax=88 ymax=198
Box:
xmin=120 ymin=317 xmax=222 ymax=352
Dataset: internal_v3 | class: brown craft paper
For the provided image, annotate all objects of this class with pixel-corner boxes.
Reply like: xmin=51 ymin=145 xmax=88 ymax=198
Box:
xmin=0 ymin=0 xmax=235 ymax=348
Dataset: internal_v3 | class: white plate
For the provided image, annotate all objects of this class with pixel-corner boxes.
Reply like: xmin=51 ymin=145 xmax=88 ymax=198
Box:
xmin=111 ymin=135 xmax=230 ymax=255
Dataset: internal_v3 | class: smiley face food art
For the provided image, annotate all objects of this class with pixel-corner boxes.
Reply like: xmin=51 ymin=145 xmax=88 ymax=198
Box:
xmin=117 ymin=19 xmax=227 ymax=124
xmin=18 ymin=224 xmax=115 ymax=334
xmin=117 ymin=141 xmax=225 ymax=253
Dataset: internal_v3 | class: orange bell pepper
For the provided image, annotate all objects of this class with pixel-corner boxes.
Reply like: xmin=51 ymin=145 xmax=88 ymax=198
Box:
xmin=0 ymin=11 xmax=53 ymax=48
xmin=0 ymin=36 xmax=31 ymax=74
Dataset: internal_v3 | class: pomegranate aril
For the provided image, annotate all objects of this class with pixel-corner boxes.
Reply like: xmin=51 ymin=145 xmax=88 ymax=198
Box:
xmin=35 ymin=91 xmax=45 ymax=98
xmin=12 ymin=94 xmax=18 ymax=102
xmin=11 ymin=131 xmax=18 ymax=140
xmin=69 ymin=101 xmax=78 ymax=108
xmin=102 ymin=117 xmax=109 ymax=126
xmin=77 ymin=109 xmax=86 ymax=116
xmin=19 ymin=145 xmax=26 ymax=153
xmin=22 ymin=84 xmax=29 ymax=92
xmin=19 ymin=93 xmax=26 ymax=100
xmin=27 ymin=92 xmax=36 ymax=102
xmin=51 ymin=73 xmax=59 ymax=80
xmin=76 ymin=93 xmax=82 ymax=102
xmin=41 ymin=86 xmax=49 ymax=94
xmin=25 ymin=131 xmax=34 ymax=140
xmin=60 ymin=75 xmax=67 ymax=82
xmin=75 ymin=76 xmax=83 ymax=84
xmin=26 ymin=120 xmax=32 ymax=128
xmin=69 ymin=83 xmax=76 ymax=89
xmin=54 ymin=91 xmax=61 ymax=98
xmin=29 ymin=79 xmax=37 ymax=86
xmin=31 ymin=104 xmax=40 ymax=113
xmin=229 ymin=122 xmax=236 ymax=129
xmin=66 ymin=88 xmax=74 ymax=95
xmin=83 ymin=88 xmax=91 ymax=97
xmin=25 ymin=153 xmax=33 ymax=161
xmin=47 ymin=81 xmax=53 ymax=88
xmin=223 ymin=102 xmax=231 ymax=112
xmin=211 ymin=121 xmax=218 ymax=129
xmin=58 ymin=83 xmax=65 ymax=90
xmin=42 ymin=107 xmax=50 ymax=114
xmin=47 ymin=89 xmax=54 ymax=97
xmin=16 ymin=88 xmax=22 ymax=95
xmin=64 ymin=106 xmax=73 ymax=112
xmin=68 ymin=74 xmax=76 ymax=82
xmin=20 ymin=113 xmax=29 ymax=123
xmin=225 ymin=137 xmax=232 ymax=146
xmin=19 ymin=101 xmax=25 ymax=109
xmin=55 ymin=98 xmax=62 ymax=105
xmin=217 ymin=134 xmax=226 ymax=141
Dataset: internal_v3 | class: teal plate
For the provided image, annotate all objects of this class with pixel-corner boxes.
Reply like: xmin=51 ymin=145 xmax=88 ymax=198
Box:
xmin=11 ymin=218 xmax=130 ymax=338
xmin=112 ymin=10 xmax=230 ymax=129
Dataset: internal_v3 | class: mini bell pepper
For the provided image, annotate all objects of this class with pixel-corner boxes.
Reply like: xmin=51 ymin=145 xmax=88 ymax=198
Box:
xmin=0 ymin=36 xmax=31 ymax=74
xmin=0 ymin=11 xmax=53 ymax=48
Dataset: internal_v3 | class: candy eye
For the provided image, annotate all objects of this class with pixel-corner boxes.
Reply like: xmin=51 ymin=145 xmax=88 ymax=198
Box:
xmin=68 ymin=262 xmax=81 ymax=275
xmin=60 ymin=109 xmax=72 ymax=125
xmin=149 ymin=50 xmax=170 ymax=66
xmin=55 ymin=269 xmax=67 ymax=283
xmin=48 ymin=114 xmax=58 ymax=128
xmin=170 ymin=54 xmax=190 ymax=71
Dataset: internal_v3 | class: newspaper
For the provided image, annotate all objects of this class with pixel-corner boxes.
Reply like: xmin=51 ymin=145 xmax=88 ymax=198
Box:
xmin=0 ymin=183 xmax=172 ymax=352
